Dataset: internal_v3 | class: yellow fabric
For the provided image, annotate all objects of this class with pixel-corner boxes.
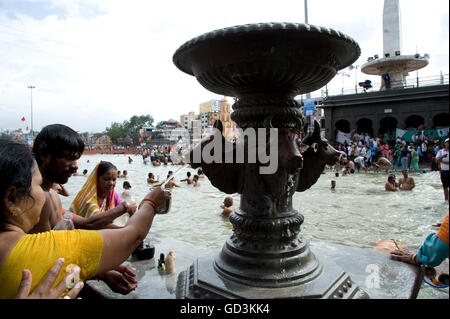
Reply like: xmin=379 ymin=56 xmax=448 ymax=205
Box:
xmin=70 ymin=162 xmax=115 ymax=218
xmin=436 ymin=213 xmax=449 ymax=245
xmin=0 ymin=229 xmax=103 ymax=299
xmin=69 ymin=163 xmax=100 ymax=217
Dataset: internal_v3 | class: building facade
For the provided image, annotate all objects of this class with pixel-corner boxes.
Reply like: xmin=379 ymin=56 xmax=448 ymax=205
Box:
xmin=322 ymin=84 xmax=449 ymax=145
xmin=217 ymin=98 xmax=236 ymax=140
xmin=90 ymin=133 xmax=112 ymax=147
xmin=180 ymin=111 xmax=197 ymax=130
xmin=199 ymin=99 xmax=222 ymax=130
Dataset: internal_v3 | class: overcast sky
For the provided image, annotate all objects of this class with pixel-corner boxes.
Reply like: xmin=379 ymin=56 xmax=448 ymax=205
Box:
xmin=0 ymin=0 xmax=448 ymax=133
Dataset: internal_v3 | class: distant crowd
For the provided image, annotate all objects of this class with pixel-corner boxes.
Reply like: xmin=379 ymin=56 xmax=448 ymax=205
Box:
xmin=84 ymin=145 xmax=139 ymax=154
xmin=140 ymin=144 xmax=188 ymax=166
xmin=333 ymin=131 xmax=446 ymax=174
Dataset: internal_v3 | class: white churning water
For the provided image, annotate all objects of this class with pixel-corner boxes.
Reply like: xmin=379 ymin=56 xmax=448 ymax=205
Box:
xmin=60 ymin=154 xmax=448 ymax=299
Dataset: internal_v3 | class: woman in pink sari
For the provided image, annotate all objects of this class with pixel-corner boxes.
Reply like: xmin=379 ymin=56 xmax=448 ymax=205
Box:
xmin=382 ymin=144 xmax=392 ymax=162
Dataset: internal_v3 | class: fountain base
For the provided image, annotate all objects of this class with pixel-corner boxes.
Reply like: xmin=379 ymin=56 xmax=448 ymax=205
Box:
xmin=176 ymin=249 xmax=370 ymax=299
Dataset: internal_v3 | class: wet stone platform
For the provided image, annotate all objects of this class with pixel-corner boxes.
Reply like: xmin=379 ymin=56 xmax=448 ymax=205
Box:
xmin=84 ymin=232 xmax=423 ymax=299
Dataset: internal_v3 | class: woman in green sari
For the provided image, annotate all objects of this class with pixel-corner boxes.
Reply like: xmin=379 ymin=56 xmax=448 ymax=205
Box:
xmin=410 ymin=146 xmax=420 ymax=172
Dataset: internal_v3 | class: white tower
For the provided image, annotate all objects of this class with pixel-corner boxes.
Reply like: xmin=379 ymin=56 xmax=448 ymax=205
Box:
xmin=383 ymin=0 xmax=402 ymax=57
xmin=361 ymin=0 xmax=429 ymax=90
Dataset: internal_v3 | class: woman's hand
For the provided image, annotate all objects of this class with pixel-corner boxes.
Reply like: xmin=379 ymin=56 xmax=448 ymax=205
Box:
xmin=142 ymin=187 xmax=170 ymax=209
xmin=390 ymin=249 xmax=421 ymax=265
xmin=120 ymin=201 xmax=129 ymax=213
xmin=15 ymin=258 xmax=84 ymax=299
xmin=100 ymin=264 xmax=138 ymax=295
xmin=127 ymin=202 xmax=137 ymax=215
xmin=120 ymin=201 xmax=136 ymax=215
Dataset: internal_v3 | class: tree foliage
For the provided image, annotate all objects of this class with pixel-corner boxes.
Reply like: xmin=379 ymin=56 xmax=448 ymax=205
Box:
xmin=106 ymin=114 xmax=154 ymax=145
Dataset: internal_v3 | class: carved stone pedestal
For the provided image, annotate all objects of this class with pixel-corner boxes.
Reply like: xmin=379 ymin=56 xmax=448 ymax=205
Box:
xmin=177 ymin=209 xmax=369 ymax=299
xmin=177 ymin=240 xmax=369 ymax=299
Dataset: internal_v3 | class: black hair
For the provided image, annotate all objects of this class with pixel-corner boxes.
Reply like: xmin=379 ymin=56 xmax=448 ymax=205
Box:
xmin=187 ymin=172 xmax=191 ymax=177
xmin=193 ymin=175 xmax=199 ymax=180
xmin=97 ymin=161 xmax=117 ymax=178
xmin=388 ymin=174 xmax=396 ymax=181
xmin=32 ymin=124 xmax=84 ymax=164
xmin=123 ymin=181 xmax=131 ymax=188
xmin=0 ymin=141 xmax=35 ymax=222
xmin=148 ymin=173 xmax=153 ymax=178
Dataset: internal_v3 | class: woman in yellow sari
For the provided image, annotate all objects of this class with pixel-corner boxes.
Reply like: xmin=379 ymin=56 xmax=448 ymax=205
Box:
xmin=0 ymin=141 xmax=169 ymax=298
xmin=70 ymin=161 xmax=136 ymax=223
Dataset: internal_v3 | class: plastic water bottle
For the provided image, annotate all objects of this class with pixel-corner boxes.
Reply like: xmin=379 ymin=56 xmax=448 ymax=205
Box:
xmin=53 ymin=210 xmax=75 ymax=230
xmin=157 ymin=253 xmax=165 ymax=274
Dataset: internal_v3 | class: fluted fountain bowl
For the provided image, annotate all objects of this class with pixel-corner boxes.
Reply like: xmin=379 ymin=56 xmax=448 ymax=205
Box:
xmin=173 ymin=22 xmax=361 ymax=98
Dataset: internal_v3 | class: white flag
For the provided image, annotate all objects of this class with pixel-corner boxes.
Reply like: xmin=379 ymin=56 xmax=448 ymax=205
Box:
xmin=336 ymin=130 xmax=352 ymax=144
xmin=396 ymin=128 xmax=407 ymax=138
xmin=437 ymin=127 xmax=449 ymax=137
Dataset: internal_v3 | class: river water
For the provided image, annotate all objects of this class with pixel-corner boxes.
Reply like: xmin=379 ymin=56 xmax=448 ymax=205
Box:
xmin=60 ymin=154 xmax=449 ymax=299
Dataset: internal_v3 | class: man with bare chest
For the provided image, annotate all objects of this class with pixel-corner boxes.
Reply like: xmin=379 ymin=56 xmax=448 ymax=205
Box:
xmin=398 ymin=170 xmax=415 ymax=191
xmin=34 ymin=189 xmax=64 ymax=232
xmin=30 ymin=124 xmax=138 ymax=295
xmin=30 ymin=124 xmax=132 ymax=233
xmin=30 ymin=125 xmax=83 ymax=233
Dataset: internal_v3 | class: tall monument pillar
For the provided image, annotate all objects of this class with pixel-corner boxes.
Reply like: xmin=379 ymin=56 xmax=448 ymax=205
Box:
xmin=361 ymin=0 xmax=429 ymax=90
xmin=383 ymin=0 xmax=402 ymax=57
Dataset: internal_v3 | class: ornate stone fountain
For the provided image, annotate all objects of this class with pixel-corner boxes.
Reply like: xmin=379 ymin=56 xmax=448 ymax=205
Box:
xmin=173 ymin=22 xmax=369 ymax=299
